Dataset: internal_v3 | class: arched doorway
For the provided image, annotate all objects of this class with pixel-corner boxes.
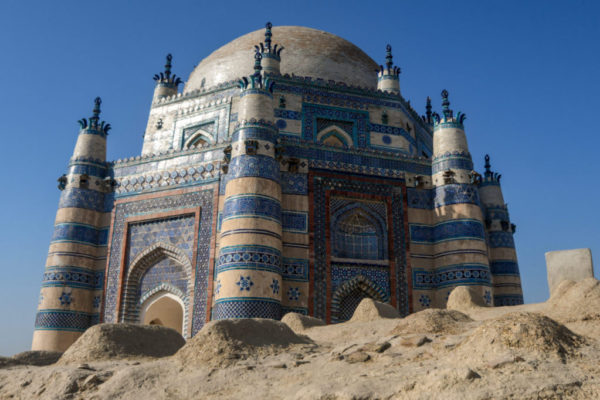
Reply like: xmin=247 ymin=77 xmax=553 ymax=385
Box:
xmin=140 ymin=292 xmax=184 ymax=335
xmin=331 ymin=275 xmax=388 ymax=323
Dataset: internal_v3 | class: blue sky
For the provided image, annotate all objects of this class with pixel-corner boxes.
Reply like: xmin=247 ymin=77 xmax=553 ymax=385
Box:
xmin=0 ymin=0 xmax=598 ymax=355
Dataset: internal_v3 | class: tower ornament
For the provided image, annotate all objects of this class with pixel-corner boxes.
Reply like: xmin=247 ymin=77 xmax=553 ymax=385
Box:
xmin=153 ymin=54 xmax=182 ymax=88
xmin=431 ymin=89 xmax=466 ymax=128
xmin=77 ymin=97 xmax=111 ymax=135
xmin=238 ymin=50 xmax=275 ymax=93
xmin=255 ymin=21 xmax=284 ymax=61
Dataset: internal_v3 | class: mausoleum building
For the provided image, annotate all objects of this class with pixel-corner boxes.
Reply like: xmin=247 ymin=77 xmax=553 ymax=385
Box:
xmin=32 ymin=24 xmax=524 ymax=351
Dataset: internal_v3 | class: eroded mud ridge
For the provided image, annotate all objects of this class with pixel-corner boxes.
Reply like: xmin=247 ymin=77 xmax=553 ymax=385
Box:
xmin=2 ymin=279 xmax=600 ymax=399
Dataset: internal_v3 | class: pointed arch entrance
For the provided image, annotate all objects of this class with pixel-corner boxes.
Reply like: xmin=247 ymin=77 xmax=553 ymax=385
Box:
xmin=331 ymin=275 xmax=389 ymax=322
xmin=120 ymin=242 xmax=193 ymax=337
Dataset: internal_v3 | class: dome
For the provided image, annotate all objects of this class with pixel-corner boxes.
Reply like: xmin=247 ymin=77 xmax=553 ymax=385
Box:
xmin=184 ymin=26 xmax=379 ymax=93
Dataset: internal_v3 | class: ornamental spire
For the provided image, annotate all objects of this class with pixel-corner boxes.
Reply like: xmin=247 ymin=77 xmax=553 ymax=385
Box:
xmin=153 ymin=53 xmax=182 ymax=87
xmin=441 ymin=89 xmax=453 ymax=120
xmin=425 ymin=96 xmax=432 ymax=124
xmin=483 ymin=154 xmax=501 ymax=182
xmin=254 ymin=21 xmax=283 ymax=62
xmin=253 ymin=50 xmax=262 ymax=76
xmin=264 ymin=21 xmax=272 ymax=51
xmin=77 ymin=97 xmax=111 ymax=134
xmin=385 ymin=44 xmax=393 ymax=69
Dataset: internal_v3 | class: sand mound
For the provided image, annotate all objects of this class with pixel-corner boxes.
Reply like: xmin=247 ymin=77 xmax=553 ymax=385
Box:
xmin=281 ymin=312 xmax=325 ymax=332
xmin=349 ymin=298 xmax=400 ymax=322
xmin=58 ymin=323 xmax=185 ymax=364
xmin=391 ymin=309 xmax=473 ymax=335
xmin=447 ymin=286 xmax=486 ymax=311
xmin=460 ymin=311 xmax=585 ymax=361
xmin=546 ymin=278 xmax=600 ymax=322
xmin=12 ymin=351 xmax=62 ymax=366
xmin=174 ymin=318 xmax=314 ymax=367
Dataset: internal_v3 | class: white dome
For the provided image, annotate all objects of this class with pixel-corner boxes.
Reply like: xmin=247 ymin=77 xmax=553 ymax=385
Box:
xmin=184 ymin=26 xmax=379 ymax=92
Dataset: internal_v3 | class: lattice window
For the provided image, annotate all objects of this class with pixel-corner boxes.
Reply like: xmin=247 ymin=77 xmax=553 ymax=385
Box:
xmin=333 ymin=209 xmax=382 ymax=260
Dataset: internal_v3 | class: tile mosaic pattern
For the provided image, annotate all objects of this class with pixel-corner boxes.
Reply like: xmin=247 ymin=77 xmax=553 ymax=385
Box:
xmin=433 ymin=184 xmax=480 ymax=208
xmin=412 ymin=264 xmax=491 ymax=290
xmin=216 ymin=245 xmax=281 ymax=274
xmin=312 ymin=175 xmax=408 ymax=318
xmin=212 ymin=299 xmax=281 ymax=319
xmin=432 ymin=156 xmax=474 ymax=174
xmin=494 ymin=294 xmax=524 ymax=306
xmin=368 ymin=122 xmax=416 ymax=147
xmin=103 ymin=189 xmax=213 ymax=335
xmin=406 ymin=188 xmax=433 ymax=209
xmin=488 ymin=231 xmax=516 ymax=248
xmin=42 ymin=267 xmax=103 ymax=290
xmin=331 ymin=264 xmax=390 ymax=303
xmin=302 ymin=104 xmax=368 ymax=146
xmin=34 ymin=310 xmax=99 ymax=332
xmin=280 ymin=172 xmax=308 ymax=195
xmin=51 ymin=223 xmax=109 ymax=246
xmin=222 ymin=195 xmax=282 ymax=222
xmin=127 ymin=216 xmax=196 ymax=264
xmin=330 ymin=274 xmax=388 ymax=322
xmin=139 ymin=257 xmax=188 ymax=297
xmin=489 ymin=260 xmax=520 ymax=276
xmin=58 ymin=187 xmax=112 ymax=213
xmin=410 ymin=219 xmax=485 ymax=244
xmin=282 ymin=211 xmax=308 ymax=233
xmin=282 ymin=258 xmax=309 ymax=281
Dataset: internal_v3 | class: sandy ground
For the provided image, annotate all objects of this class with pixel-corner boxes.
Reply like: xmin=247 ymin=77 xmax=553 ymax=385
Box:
xmin=2 ymin=278 xmax=600 ymax=400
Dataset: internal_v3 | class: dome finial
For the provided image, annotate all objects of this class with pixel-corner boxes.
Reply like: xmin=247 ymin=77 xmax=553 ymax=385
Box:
xmin=164 ymin=53 xmax=173 ymax=79
xmin=254 ymin=22 xmax=283 ymax=62
xmin=484 ymin=154 xmax=491 ymax=175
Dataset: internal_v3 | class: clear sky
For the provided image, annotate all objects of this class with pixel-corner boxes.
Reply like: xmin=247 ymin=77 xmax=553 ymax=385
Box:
xmin=0 ymin=0 xmax=598 ymax=355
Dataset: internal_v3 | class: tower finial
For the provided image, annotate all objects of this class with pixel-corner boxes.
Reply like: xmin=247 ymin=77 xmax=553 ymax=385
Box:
xmin=484 ymin=154 xmax=491 ymax=176
xmin=441 ymin=89 xmax=453 ymax=120
xmin=265 ymin=22 xmax=273 ymax=51
xmin=254 ymin=50 xmax=263 ymax=76
xmin=426 ymin=96 xmax=432 ymax=123
xmin=385 ymin=44 xmax=393 ymax=69
xmin=153 ymin=53 xmax=182 ymax=87
xmin=164 ymin=53 xmax=173 ymax=79
xmin=91 ymin=97 xmax=101 ymax=122
xmin=78 ymin=97 xmax=111 ymax=134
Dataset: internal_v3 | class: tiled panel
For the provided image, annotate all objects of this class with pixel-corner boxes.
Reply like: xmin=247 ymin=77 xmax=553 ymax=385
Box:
xmin=410 ymin=219 xmax=485 ymax=244
xmin=412 ymin=264 xmax=491 ymax=289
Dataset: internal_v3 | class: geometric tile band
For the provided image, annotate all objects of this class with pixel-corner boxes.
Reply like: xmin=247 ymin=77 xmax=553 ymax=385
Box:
xmin=433 ymin=184 xmax=480 ymax=208
xmin=412 ymin=264 xmax=492 ymax=290
xmin=222 ymin=195 xmax=282 ymax=222
xmin=212 ymin=298 xmax=281 ymax=320
xmin=494 ymin=294 xmax=524 ymax=306
xmin=432 ymin=156 xmax=474 ymax=174
xmin=410 ymin=219 xmax=485 ymax=244
xmin=216 ymin=245 xmax=281 ymax=274
xmin=51 ymin=223 xmax=109 ymax=246
xmin=34 ymin=310 xmax=100 ymax=332
xmin=488 ymin=231 xmax=516 ymax=248
xmin=58 ymin=188 xmax=111 ymax=212
xmin=42 ymin=267 xmax=104 ymax=290
xmin=489 ymin=260 xmax=520 ymax=276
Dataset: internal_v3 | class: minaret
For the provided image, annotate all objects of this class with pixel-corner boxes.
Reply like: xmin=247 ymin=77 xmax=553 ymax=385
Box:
xmin=255 ymin=22 xmax=283 ymax=75
xmin=32 ymin=98 xmax=114 ymax=352
xmin=431 ymin=90 xmax=493 ymax=306
xmin=213 ymin=50 xmax=283 ymax=319
xmin=153 ymin=54 xmax=182 ymax=101
xmin=479 ymin=155 xmax=524 ymax=305
xmin=377 ymin=44 xmax=401 ymax=94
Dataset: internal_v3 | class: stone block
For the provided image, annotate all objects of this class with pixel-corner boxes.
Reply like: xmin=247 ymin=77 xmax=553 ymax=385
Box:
xmin=546 ymin=248 xmax=594 ymax=296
